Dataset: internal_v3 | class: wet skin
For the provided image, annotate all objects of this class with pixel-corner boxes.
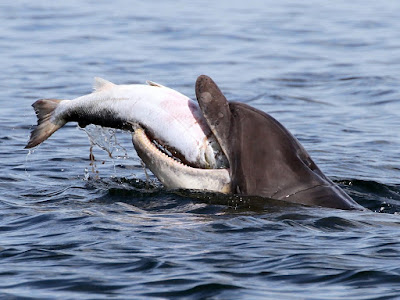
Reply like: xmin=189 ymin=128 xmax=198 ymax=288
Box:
xmin=195 ymin=75 xmax=364 ymax=210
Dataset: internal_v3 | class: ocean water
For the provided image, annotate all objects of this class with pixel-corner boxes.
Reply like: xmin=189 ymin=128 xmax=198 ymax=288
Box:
xmin=1 ymin=0 xmax=400 ymax=299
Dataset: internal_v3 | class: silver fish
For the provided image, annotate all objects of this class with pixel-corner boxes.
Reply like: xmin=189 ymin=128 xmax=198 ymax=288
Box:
xmin=26 ymin=77 xmax=228 ymax=169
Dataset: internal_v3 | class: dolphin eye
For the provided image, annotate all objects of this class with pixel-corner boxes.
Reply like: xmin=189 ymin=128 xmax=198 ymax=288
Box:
xmin=306 ymin=159 xmax=317 ymax=171
xmin=300 ymin=154 xmax=317 ymax=171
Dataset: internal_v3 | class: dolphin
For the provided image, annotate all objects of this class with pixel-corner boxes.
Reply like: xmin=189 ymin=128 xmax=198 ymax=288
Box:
xmin=133 ymin=75 xmax=364 ymax=210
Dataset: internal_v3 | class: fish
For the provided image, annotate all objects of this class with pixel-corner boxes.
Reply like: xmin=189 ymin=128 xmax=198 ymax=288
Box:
xmin=25 ymin=77 xmax=228 ymax=169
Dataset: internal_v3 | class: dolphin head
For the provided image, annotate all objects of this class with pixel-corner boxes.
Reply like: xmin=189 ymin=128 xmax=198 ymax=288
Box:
xmin=195 ymin=75 xmax=364 ymax=210
xmin=132 ymin=75 xmax=363 ymax=210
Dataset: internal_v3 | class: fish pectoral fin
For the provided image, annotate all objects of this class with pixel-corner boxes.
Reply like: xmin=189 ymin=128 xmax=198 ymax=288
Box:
xmin=146 ymin=80 xmax=166 ymax=88
xmin=93 ymin=77 xmax=115 ymax=92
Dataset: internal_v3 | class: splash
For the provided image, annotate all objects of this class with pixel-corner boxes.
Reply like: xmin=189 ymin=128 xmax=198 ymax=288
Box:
xmin=81 ymin=125 xmax=129 ymax=178
xmin=82 ymin=125 xmax=129 ymax=159
xmin=80 ymin=125 xmax=156 ymax=187
xmin=24 ymin=148 xmax=35 ymax=179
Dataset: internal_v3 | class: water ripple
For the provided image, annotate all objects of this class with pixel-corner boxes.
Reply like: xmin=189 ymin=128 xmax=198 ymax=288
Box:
xmin=1 ymin=0 xmax=400 ymax=299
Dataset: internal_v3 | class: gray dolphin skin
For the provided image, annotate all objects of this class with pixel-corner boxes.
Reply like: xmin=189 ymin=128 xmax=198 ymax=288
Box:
xmin=195 ymin=75 xmax=364 ymax=210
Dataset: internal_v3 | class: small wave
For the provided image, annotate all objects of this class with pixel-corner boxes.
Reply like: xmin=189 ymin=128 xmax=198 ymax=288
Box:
xmin=143 ymin=282 xmax=242 ymax=299
xmin=340 ymin=179 xmax=400 ymax=213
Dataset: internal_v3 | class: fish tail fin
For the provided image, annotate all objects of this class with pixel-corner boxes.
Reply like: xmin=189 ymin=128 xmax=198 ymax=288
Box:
xmin=25 ymin=99 xmax=66 ymax=149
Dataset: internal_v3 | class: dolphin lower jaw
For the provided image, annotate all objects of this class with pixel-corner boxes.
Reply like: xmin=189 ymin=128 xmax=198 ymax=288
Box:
xmin=131 ymin=126 xmax=231 ymax=193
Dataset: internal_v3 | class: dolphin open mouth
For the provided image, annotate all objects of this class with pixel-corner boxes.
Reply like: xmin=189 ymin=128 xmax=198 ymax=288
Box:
xmin=131 ymin=124 xmax=231 ymax=193
xmin=138 ymin=126 xmax=205 ymax=169
xmin=130 ymin=117 xmax=229 ymax=170
xmin=133 ymin=122 xmax=228 ymax=169
xmin=135 ymin=124 xmax=196 ymax=167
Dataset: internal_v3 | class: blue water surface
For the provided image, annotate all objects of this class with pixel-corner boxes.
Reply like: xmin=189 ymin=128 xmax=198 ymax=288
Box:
xmin=1 ymin=0 xmax=400 ymax=299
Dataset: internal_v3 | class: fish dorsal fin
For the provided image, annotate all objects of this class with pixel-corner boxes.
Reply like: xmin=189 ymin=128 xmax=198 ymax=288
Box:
xmin=146 ymin=80 xmax=165 ymax=88
xmin=93 ymin=77 xmax=115 ymax=92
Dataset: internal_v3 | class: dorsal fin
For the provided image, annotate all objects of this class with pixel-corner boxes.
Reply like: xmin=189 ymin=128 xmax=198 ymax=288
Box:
xmin=93 ymin=77 xmax=115 ymax=92
xmin=146 ymin=80 xmax=165 ymax=88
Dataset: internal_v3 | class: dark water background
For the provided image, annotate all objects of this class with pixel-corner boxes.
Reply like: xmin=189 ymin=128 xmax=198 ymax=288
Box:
xmin=1 ymin=0 xmax=400 ymax=299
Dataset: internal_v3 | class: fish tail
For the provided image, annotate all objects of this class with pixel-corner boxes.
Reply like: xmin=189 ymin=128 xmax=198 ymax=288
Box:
xmin=25 ymin=99 xmax=66 ymax=149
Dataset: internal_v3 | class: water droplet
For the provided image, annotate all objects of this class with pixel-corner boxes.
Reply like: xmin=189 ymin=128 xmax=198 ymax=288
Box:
xmin=83 ymin=168 xmax=90 ymax=181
